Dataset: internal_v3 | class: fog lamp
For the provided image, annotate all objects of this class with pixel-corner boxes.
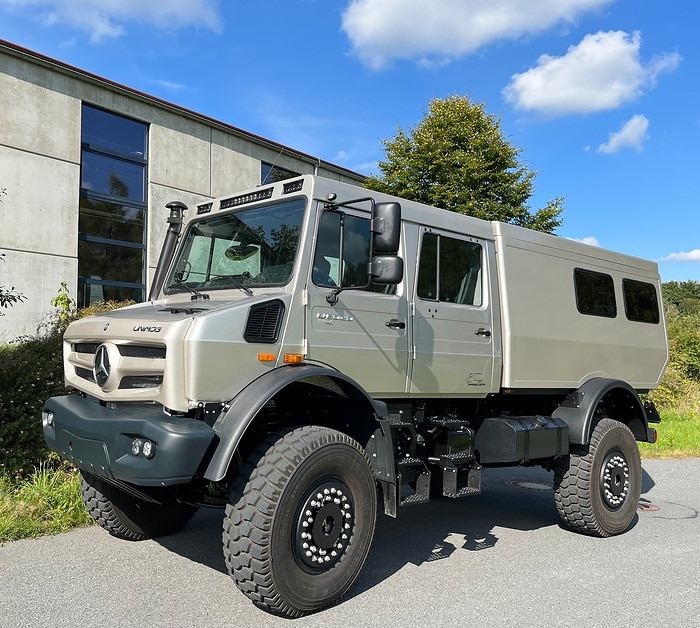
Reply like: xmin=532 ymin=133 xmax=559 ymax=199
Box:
xmin=45 ymin=411 xmax=54 ymax=427
xmin=142 ymin=440 xmax=156 ymax=459
xmin=131 ymin=438 xmax=143 ymax=456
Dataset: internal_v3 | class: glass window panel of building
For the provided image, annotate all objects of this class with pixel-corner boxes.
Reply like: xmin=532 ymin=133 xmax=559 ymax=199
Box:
xmin=79 ymin=104 xmax=148 ymax=307
xmin=261 ymin=162 xmax=299 ymax=185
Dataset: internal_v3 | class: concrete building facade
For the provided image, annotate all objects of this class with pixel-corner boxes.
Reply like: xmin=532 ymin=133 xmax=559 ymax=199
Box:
xmin=0 ymin=39 xmax=364 ymax=341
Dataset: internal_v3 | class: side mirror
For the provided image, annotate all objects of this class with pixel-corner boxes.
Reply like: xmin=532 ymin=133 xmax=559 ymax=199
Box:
xmin=371 ymin=202 xmax=401 ymax=254
xmin=369 ymin=255 xmax=404 ymax=285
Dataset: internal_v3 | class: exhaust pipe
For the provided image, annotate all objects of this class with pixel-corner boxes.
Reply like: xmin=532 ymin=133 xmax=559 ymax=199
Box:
xmin=148 ymin=201 xmax=187 ymax=301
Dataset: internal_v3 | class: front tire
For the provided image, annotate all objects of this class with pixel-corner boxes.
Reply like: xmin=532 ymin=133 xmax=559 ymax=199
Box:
xmin=553 ymin=418 xmax=641 ymax=537
xmin=222 ymin=426 xmax=377 ymax=618
xmin=80 ymin=472 xmax=198 ymax=541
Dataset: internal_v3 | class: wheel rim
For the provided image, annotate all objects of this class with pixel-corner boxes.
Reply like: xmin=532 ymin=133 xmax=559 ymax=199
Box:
xmin=599 ymin=448 xmax=630 ymax=511
xmin=294 ymin=480 xmax=354 ymax=572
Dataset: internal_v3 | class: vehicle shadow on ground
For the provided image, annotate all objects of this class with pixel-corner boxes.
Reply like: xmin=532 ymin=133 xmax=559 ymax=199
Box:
xmin=154 ymin=464 xmax=657 ymax=589
xmin=155 ymin=506 xmax=229 ymax=574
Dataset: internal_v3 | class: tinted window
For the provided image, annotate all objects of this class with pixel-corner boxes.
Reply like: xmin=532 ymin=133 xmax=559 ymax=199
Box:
xmin=623 ymin=279 xmax=660 ymax=323
xmin=82 ymin=105 xmax=147 ymax=157
xmin=574 ymin=268 xmax=617 ymax=317
xmin=79 ymin=105 xmax=148 ymax=306
xmin=314 ymin=211 xmax=370 ymax=288
xmin=81 ymin=151 xmax=146 ymax=202
xmin=78 ymin=198 xmax=145 ymax=244
xmin=261 ymin=162 xmax=300 ymax=184
xmin=417 ymin=232 xmax=482 ymax=306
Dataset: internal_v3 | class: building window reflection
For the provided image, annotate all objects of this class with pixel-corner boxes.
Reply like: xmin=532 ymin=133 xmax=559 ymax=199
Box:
xmin=79 ymin=105 xmax=148 ymax=306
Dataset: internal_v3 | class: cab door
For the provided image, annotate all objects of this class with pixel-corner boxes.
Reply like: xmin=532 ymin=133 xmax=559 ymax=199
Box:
xmin=305 ymin=207 xmax=410 ymax=396
xmin=409 ymin=228 xmax=496 ymax=395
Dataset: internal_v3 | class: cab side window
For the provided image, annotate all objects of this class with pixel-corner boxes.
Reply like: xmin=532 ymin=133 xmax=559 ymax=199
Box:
xmin=417 ymin=232 xmax=483 ymax=305
xmin=313 ymin=210 xmax=397 ymax=293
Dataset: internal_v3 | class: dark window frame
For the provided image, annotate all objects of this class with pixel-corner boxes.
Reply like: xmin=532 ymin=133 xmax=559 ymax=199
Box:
xmin=312 ymin=208 xmax=397 ymax=294
xmin=79 ymin=104 xmax=149 ymax=307
xmin=417 ymin=231 xmax=483 ymax=306
xmin=574 ymin=267 xmax=617 ymax=318
xmin=261 ymin=162 xmax=300 ymax=185
xmin=622 ymin=278 xmax=660 ymax=324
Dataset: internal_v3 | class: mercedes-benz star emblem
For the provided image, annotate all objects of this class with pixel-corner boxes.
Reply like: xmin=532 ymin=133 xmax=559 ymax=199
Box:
xmin=93 ymin=344 xmax=111 ymax=388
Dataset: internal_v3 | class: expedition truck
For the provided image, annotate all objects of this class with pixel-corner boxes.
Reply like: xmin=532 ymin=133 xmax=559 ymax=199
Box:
xmin=42 ymin=174 xmax=668 ymax=617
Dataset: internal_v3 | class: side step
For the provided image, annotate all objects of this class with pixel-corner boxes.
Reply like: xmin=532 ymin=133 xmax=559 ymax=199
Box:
xmin=389 ymin=420 xmax=482 ymax=507
xmin=440 ymin=456 xmax=482 ymax=498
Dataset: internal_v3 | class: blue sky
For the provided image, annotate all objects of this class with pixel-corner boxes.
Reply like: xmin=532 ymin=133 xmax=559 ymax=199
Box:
xmin=1 ymin=0 xmax=698 ymax=282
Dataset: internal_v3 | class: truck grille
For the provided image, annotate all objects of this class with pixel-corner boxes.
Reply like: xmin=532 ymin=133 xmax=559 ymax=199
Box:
xmin=71 ymin=343 xmax=166 ymax=390
xmin=244 ymin=300 xmax=285 ymax=343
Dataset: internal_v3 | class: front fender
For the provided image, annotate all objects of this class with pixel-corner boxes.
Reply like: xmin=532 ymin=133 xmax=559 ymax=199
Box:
xmin=203 ymin=364 xmax=387 ymax=481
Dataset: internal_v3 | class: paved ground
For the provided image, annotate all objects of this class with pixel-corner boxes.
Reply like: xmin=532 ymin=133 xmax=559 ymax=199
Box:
xmin=1 ymin=459 xmax=698 ymax=627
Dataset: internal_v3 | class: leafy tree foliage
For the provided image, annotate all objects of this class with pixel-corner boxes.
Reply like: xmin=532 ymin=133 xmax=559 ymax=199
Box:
xmin=364 ymin=96 xmax=564 ymax=233
xmin=662 ymin=280 xmax=700 ymax=316
xmin=650 ymin=281 xmax=700 ymax=411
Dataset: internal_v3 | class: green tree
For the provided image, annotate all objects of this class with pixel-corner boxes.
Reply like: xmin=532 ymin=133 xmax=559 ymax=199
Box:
xmin=662 ymin=280 xmax=700 ymax=316
xmin=365 ymin=95 xmax=564 ymax=233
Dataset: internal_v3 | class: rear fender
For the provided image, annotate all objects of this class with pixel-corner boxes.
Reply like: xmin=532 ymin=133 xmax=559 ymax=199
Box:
xmin=552 ymin=377 xmax=653 ymax=445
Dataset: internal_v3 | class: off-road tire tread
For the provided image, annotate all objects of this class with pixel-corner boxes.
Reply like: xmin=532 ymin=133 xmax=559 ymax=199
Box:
xmin=222 ymin=426 xmax=375 ymax=618
xmin=80 ymin=472 xmax=197 ymax=541
xmin=552 ymin=418 xmax=640 ymax=537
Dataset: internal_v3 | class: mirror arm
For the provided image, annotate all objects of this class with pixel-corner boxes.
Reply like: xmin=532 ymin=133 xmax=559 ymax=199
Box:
xmin=325 ymin=287 xmax=344 ymax=306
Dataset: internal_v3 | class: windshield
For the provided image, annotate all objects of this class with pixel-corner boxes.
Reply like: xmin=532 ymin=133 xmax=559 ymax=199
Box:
xmin=164 ymin=199 xmax=305 ymax=295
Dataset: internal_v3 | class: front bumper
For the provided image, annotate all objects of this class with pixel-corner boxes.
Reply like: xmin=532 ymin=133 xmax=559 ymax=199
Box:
xmin=42 ymin=395 xmax=216 ymax=486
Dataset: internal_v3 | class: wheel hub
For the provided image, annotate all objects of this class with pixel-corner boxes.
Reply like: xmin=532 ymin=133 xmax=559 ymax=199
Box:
xmin=295 ymin=481 xmax=354 ymax=571
xmin=600 ymin=450 xmax=630 ymax=510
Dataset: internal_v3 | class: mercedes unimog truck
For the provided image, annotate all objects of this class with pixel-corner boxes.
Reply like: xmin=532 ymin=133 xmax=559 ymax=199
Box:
xmin=42 ymin=174 xmax=668 ymax=617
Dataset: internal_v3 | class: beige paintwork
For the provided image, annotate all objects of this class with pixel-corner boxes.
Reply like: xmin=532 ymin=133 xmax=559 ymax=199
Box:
xmin=61 ymin=175 xmax=668 ymax=412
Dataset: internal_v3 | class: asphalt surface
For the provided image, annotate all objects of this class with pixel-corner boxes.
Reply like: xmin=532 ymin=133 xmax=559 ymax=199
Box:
xmin=1 ymin=459 xmax=698 ymax=628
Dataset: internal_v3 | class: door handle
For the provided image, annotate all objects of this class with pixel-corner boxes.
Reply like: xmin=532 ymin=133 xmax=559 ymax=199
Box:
xmin=386 ymin=319 xmax=406 ymax=330
xmin=475 ymin=328 xmax=491 ymax=337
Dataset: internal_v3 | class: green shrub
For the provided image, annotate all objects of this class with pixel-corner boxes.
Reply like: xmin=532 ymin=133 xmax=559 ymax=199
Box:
xmin=0 ymin=293 xmax=133 ymax=479
xmin=0 ymin=333 xmax=64 ymax=478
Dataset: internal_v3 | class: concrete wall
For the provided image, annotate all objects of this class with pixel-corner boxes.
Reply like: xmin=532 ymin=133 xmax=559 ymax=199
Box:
xmin=0 ymin=59 xmax=82 ymax=340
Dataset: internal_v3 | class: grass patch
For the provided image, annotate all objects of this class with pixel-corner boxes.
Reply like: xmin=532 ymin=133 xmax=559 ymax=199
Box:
xmin=0 ymin=456 xmax=92 ymax=543
xmin=640 ymin=408 xmax=700 ymax=459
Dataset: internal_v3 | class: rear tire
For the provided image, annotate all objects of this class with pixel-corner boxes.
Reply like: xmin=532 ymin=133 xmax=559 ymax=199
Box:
xmin=222 ymin=426 xmax=377 ymax=618
xmin=553 ymin=418 xmax=641 ymax=537
xmin=80 ymin=471 xmax=198 ymax=541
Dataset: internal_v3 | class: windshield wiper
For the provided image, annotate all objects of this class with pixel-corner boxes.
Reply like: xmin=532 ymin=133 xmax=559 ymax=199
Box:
xmin=232 ymin=280 xmax=255 ymax=297
xmin=209 ymin=275 xmax=255 ymax=297
xmin=174 ymin=280 xmax=210 ymax=301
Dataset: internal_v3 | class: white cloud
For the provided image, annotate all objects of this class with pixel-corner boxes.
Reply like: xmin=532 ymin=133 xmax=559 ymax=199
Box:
xmin=568 ymin=236 xmax=601 ymax=247
xmin=503 ymin=31 xmax=681 ymax=115
xmin=341 ymin=0 xmax=612 ymax=70
xmin=1 ymin=0 xmax=222 ymax=42
xmin=355 ymin=160 xmax=379 ymax=175
xmin=151 ymin=79 xmax=187 ymax=91
xmin=662 ymin=249 xmax=700 ymax=262
xmin=597 ymin=115 xmax=649 ymax=153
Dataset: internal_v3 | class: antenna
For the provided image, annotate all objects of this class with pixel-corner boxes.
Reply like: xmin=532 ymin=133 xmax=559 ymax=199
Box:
xmin=261 ymin=146 xmax=287 ymax=185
